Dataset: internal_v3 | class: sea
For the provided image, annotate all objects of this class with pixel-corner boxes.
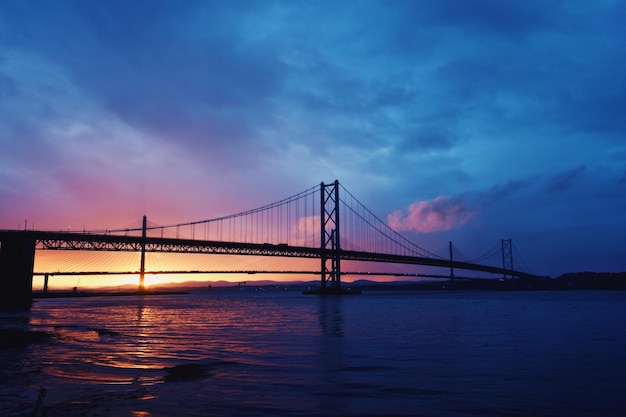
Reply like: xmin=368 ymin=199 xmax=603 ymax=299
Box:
xmin=1 ymin=289 xmax=625 ymax=417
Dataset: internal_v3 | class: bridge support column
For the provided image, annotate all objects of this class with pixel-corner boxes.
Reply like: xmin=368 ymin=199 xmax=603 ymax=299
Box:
xmin=449 ymin=241 xmax=455 ymax=289
xmin=305 ymin=180 xmax=358 ymax=295
xmin=501 ymin=238 xmax=513 ymax=279
xmin=321 ymin=180 xmax=341 ymax=290
xmin=0 ymin=233 xmax=36 ymax=310
xmin=139 ymin=215 xmax=147 ymax=292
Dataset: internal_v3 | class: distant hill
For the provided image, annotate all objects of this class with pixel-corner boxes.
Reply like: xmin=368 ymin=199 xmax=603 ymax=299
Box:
xmin=151 ymin=273 xmax=626 ymax=292
xmin=551 ymin=272 xmax=626 ymax=290
xmin=41 ymin=272 xmax=626 ymax=294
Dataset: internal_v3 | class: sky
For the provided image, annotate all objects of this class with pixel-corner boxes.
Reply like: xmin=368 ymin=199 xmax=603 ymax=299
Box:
xmin=1 ymin=0 xmax=625 ymax=281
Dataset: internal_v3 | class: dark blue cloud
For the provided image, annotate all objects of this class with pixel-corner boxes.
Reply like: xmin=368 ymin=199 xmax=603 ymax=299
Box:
xmin=422 ymin=0 xmax=554 ymax=36
xmin=545 ymin=166 xmax=586 ymax=193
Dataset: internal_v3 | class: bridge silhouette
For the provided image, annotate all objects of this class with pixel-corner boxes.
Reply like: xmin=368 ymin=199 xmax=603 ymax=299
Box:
xmin=0 ymin=180 xmax=534 ymax=308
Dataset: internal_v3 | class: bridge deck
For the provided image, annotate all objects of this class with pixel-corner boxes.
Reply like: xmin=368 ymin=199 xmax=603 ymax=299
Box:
xmin=0 ymin=230 xmax=533 ymax=279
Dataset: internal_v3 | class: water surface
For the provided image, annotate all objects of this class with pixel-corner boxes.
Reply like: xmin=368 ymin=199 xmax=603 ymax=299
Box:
xmin=1 ymin=290 xmax=625 ymax=416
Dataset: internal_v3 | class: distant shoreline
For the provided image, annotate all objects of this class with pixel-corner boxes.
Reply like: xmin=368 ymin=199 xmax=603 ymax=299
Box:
xmin=33 ymin=290 xmax=189 ymax=299
xmin=30 ymin=271 xmax=626 ymax=298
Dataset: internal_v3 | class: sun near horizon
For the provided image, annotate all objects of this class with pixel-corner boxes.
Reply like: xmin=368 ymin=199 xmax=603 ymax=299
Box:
xmin=31 ymin=249 xmax=431 ymax=290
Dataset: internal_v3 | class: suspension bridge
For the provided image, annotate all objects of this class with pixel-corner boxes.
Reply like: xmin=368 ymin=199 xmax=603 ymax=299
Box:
xmin=0 ymin=180 xmax=535 ymax=308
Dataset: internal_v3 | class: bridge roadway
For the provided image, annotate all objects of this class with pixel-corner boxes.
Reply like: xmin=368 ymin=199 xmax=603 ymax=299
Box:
xmin=19 ymin=230 xmax=531 ymax=278
xmin=0 ymin=230 xmax=533 ymax=309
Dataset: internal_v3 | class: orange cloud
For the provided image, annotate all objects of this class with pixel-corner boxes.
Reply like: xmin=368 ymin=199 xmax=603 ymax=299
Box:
xmin=388 ymin=196 xmax=478 ymax=233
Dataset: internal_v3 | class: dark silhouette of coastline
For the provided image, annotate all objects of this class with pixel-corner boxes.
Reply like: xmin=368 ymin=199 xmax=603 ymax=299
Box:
xmin=351 ymin=272 xmax=626 ymax=291
xmin=32 ymin=290 xmax=188 ymax=299
xmin=27 ymin=272 xmax=625 ymax=300
xmin=210 ymin=272 xmax=626 ymax=292
xmin=548 ymin=272 xmax=626 ymax=290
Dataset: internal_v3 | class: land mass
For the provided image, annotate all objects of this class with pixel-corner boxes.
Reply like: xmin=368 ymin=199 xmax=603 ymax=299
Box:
xmin=32 ymin=272 xmax=626 ymax=297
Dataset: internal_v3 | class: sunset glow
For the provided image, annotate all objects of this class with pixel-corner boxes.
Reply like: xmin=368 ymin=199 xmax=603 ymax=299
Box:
xmin=2 ymin=0 xmax=625 ymax=284
xmin=2 ymin=3 xmax=624 ymax=417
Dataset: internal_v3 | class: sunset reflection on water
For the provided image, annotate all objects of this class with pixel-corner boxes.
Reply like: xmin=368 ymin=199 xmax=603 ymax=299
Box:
xmin=3 ymin=291 xmax=626 ymax=416
xmin=28 ymin=293 xmax=316 ymax=384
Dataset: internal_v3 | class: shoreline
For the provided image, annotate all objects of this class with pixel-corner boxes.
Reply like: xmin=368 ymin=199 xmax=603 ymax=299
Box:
xmin=33 ymin=290 xmax=189 ymax=299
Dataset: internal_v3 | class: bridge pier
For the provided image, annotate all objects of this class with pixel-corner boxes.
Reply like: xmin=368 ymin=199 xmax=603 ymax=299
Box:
xmin=0 ymin=233 xmax=36 ymax=310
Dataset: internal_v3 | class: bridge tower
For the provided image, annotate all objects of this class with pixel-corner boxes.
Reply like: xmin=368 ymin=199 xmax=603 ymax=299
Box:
xmin=305 ymin=180 xmax=358 ymax=294
xmin=320 ymin=180 xmax=341 ymax=290
xmin=501 ymin=238 xmax=514 ymax=279
xmin=0 ymin=232 xmax=36 ymax=309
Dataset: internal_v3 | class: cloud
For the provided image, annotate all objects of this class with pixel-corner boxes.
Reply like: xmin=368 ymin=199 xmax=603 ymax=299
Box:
xmin=388 ymin=195 xmax=478 ymax=233
xmin=293 ymin=215 xmax=320 ymax=246
xmin=483 ymin=179 xmax=531 ymax=202
xmin=421 ymin=0 xmax=553 ymax=37
xmin=545 ymin=166 xmax=586 ymax=193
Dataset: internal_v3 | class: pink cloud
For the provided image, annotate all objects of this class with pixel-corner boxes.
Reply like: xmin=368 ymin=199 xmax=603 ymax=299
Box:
xmin=388 ymin=195 xmax=478 ymax=233
xmin=292 ymin=215 xmax=320 ymax=246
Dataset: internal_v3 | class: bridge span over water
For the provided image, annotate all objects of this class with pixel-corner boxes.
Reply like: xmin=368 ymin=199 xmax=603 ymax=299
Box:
xmin=0 ymin=181 xmax=534 ymax=308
